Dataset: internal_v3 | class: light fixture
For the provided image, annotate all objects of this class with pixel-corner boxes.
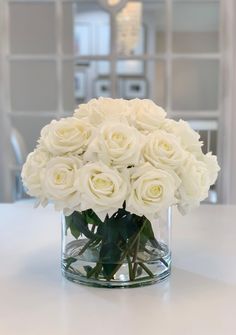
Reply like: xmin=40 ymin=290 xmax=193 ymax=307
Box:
xmin=116 ymin=2 xmax=143 ymax=55
xmin=98 ymin=0 xmax=143 ymax=55
xmin=108 ymin=0 xmax=122 ymax=5
xmin=98 ymin=0 xmax=128 ymax=13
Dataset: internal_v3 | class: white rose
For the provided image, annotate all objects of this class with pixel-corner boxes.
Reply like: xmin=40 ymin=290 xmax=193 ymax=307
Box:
xmin=73 ymin=104 xmax=89 ymax=119
xmin=77 ymin=162 xmax=128 ymax=219
xmin=161 ymin=119 xmax=202 ymax=154
xmin=42 ymin=156 xmax=82 ymax=210
xmin=126 ymin=163 xmax=180 ymax=220
xmin=74 ymin=97 xmax=130 ymax=126
xmin=39 ymin=117 xmax=93 ymax=156
xmin=21 ymin=147 xmax=50 ymax=200
xmin=84 ymin=122 xmax=143 ymax=167
xmin=128 ymin=99 xmax=166 ymax=133
xmin=198 ymin=152 xmax=220 ymax=185
xmin=143 ymin=130 xmax=187 ymax=170
xmin=177 ymin=154 xmax=211 ymax=214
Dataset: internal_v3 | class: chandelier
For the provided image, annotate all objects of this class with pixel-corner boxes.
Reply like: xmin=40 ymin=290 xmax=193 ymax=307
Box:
xmin=108 ymin=0 xmax=122 ymax=5
xmin=116 ymin=2 xmax=143 ymax=55
xmin=99 ymin=0 xmax=143 ymax=56
xmin=99 ymin=0 xmax=128 ymax=12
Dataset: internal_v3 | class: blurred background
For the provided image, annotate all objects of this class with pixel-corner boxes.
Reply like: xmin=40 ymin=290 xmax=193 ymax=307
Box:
xmin=0 ymin=0 xmax=235 ymax=205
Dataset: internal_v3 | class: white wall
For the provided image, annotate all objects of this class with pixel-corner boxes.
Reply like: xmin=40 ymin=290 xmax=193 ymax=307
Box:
xmin=0 ymin=1 xmax=14 ymax=201
xmin=218 ymin=0 xmax=236 ymax=203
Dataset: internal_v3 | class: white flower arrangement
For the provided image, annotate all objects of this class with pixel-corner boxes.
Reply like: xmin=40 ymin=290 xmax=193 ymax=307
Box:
xmin=22 ymin=98 xmax=220 ymax=221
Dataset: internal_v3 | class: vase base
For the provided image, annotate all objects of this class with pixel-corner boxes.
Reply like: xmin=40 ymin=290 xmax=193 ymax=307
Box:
xmin=62 ymin=258 xmax=171 ymax=288
xmin=62 ymin=238 xmax=171 ymax=288
xmin=62 ymin=268 xmax=170 ymax=288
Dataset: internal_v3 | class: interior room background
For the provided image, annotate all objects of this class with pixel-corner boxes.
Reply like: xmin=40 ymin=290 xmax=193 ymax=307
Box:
xmin=0 ymin=0 xmax=236 ymax=204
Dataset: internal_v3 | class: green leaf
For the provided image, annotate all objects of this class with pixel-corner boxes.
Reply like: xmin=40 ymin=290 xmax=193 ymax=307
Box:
xmin=99 ymin=242 xmax=122 ymax=278
xmin=142 ymin=218 xmax=155 ymax=240
xmin=71 ymin=211 xmax=95 ymax=239
xmin=100 ymin=242 xmax=121 ymax=262
xmin=96 ymin=222 xmax=106 ymax=238
xmin=65 ymin=215 xmax=73 ymax=233
xmin=83 ymin=265 xmax=93 ymax=274
xmin=118 ymin=214 xmax=140 ymax=241
xmin=97 ymin=215 xmax=125 ymax=278
xmin=140 ymin=218 xmax=163 ymax=250
xmin=111 ymin=207 xmax=127 ymax=220
xmin=65 ymin=211 xmax=100 ymax=239
xmin=65 ymin=213 xmax=81 ymax=239
xmin=83 ymin=209 xmax=102 ymax=226
xmin=63 ymin=257 xmax=77 ymax=270
xmin=105 ymin=218 xmax=121 ymax=244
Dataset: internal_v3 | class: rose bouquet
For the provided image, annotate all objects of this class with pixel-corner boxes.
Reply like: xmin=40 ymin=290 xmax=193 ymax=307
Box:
xmin=22 ymin=98 xmax=220 ymax=287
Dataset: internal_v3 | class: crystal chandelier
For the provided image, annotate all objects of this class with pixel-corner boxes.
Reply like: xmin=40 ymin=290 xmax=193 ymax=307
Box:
xmin=116 ymin=2 xmax=142 ymax=55
xmin=99 ymin=0 xmax=128 ymax=12
xmin=99 ymin=0 xmax=143 ymax=56
xmin=108 ymin=0 xmax=122 ymax=5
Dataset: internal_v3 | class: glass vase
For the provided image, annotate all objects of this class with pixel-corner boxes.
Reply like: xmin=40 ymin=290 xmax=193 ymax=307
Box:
xmin=61 ymin=207 xmax=172 ymax=288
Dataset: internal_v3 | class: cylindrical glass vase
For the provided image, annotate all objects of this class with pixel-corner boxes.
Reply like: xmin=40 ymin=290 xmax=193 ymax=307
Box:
xmin=61 ymin=208 xmax=172 ymax=288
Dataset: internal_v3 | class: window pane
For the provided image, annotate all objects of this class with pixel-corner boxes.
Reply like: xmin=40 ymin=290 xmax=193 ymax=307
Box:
xmin=10 ymin=60 xmax=58 ymax=111
xmin=188 ymin=120 xmax=218 ymax=155
xmin=199 ymin=129 xmax=217 ymax=155
xmin=73 ymin=1 xmax=165 ymax=56
xmin=115 ymin=60 xmax=166 ymax=107
xmin=11 ymin=115 xmax=55 ymax=154
xmin=72 ymin=59 xmax=165 ymax=106
xmin=73 ymin=61 xmax=110 ymax=103
xmin=9 ymin=3 xmax=56 ymax=54
xmin=172 ymin=59 xmax=219 ymax=111
xmin=73 ymin=3 xmax=110 ymax=56
xmin=146 ymin=3 xmax=166 ymax=54
xmin=173 ymin=2 xmax=220 ymax=53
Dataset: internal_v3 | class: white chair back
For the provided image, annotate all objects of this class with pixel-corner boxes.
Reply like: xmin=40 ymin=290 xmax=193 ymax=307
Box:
xmin=10 ymin=128 xmax=28 ymax=200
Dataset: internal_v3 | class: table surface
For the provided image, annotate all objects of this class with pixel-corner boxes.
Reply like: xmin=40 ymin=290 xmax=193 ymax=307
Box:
xmin=0 ymin=201 xmax=236 ymax=335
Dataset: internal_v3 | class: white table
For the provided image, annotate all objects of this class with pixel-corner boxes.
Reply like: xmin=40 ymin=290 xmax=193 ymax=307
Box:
xmin=0 ymin=201 xmax=236 ymax=335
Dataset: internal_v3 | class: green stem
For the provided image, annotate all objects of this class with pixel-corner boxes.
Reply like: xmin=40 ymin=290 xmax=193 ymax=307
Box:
xmin=144 ymin=247 xmax=153 ymax=255
xmin=138 ymin=262 xmax=154 ymax=278
xmin=159 ymin=258 xmax=169 ymax=268
xmin=107 ymin=222 xmax=146 ymax=281
xmin=91 ymin=223 xmax=96 ymax=233
xmin=78 ymin=238 xmax=95 ymax=256
xmin=94 ymin=264 xmax=103 ymax=279
xmin=78 ymin=222 xmax=100 ymax=256
xmin=87 ymin=262 xmax=102 ymax=279
xmin=152 ymin=238 xmax=164 ymax=251
xmin=137 ymin=252 xmax=168 ymax=269
xmin=132 ymin=235 xmax=140 ymax=279
xmin=127 ymin=255 xmax=133 ymax=281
